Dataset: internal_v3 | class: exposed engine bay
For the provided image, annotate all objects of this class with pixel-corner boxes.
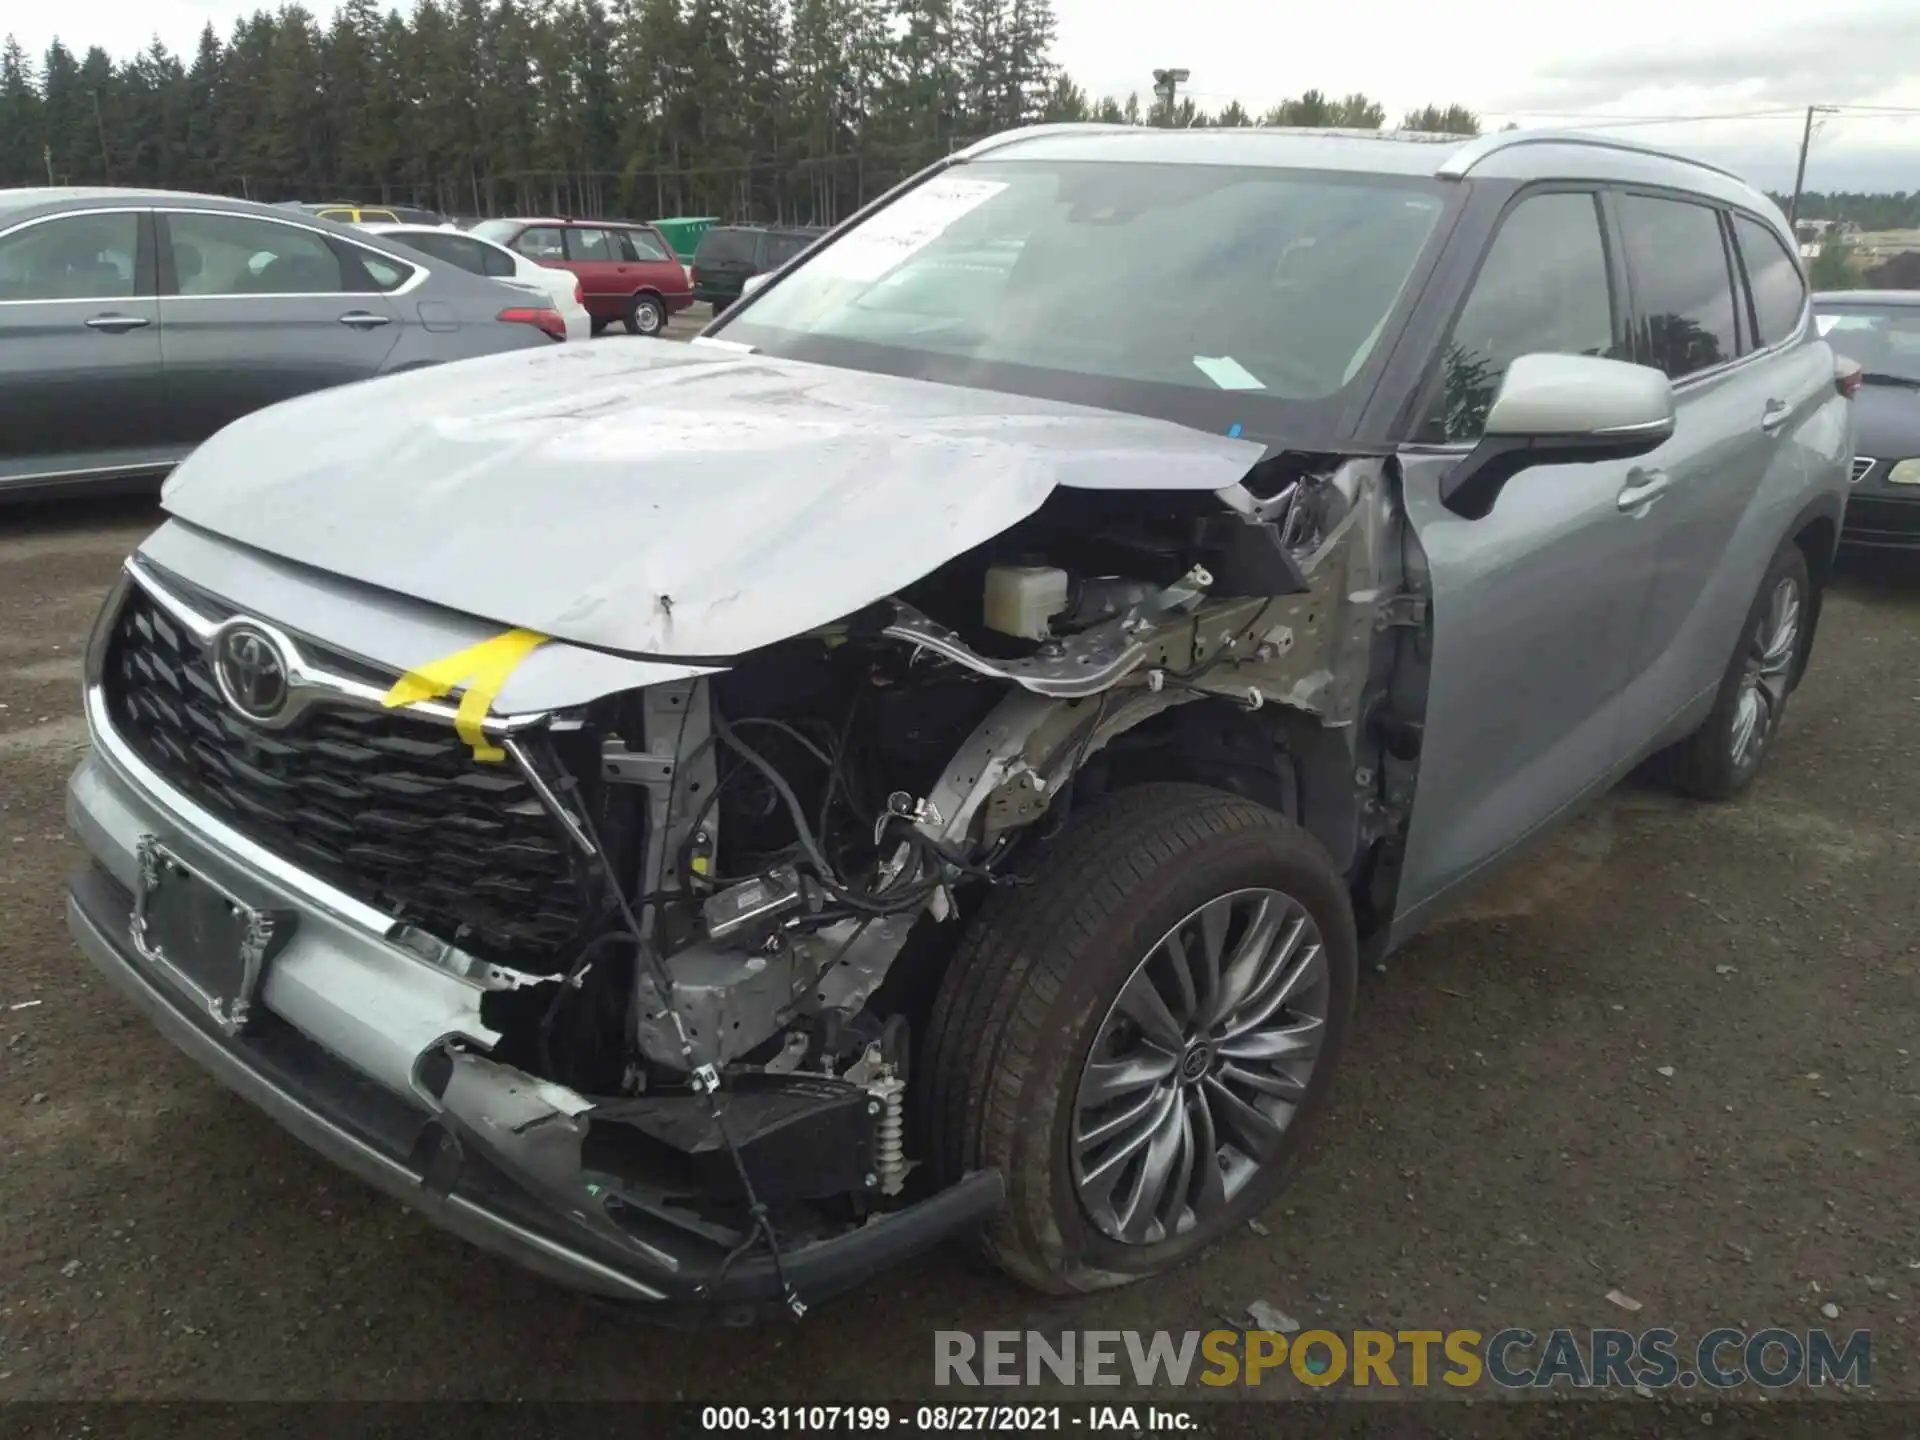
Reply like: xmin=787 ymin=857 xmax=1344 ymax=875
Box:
xmin=400 ymin=451 xmax=1428 ymax=1305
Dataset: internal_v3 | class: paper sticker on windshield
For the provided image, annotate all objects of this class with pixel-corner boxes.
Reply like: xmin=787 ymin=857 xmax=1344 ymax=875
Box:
xmin=1193 ymin=355 xmax=1266 ymax=391
xmin=1816 ymin=315 xmax=1838 ymax=335
xmin=810 ymin=177 xmax=1008 ymax=282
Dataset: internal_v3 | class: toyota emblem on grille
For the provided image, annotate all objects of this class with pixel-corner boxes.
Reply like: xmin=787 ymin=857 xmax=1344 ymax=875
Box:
xmin=214 ymin=624 xmax=290 ymax=722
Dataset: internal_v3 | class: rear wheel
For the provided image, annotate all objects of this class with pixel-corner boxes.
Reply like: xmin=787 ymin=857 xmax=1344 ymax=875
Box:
xmin=589 ymin=316 xmax=607 ymax=338
xmin=623 ymin=293 xmax=665 ymax=336
xmin=919 ymin=784 xmax=1357 ymax=1294
xmin=1659 ymin=538 xmax=1811 ymax=800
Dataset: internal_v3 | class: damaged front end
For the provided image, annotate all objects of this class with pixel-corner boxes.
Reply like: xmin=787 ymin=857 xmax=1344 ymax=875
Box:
xmin=72 ymin=428 xmax=1429 ymax=1321
xmin=383 ymin=449 xmax=1426 ymax=1317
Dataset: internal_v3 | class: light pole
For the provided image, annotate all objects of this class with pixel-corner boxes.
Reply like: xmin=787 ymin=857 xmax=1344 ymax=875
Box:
xmin=1787 ymin=104 xmax=1837 ymax=233
xmin=1151 ymin=68 xmax=1189 ymax=126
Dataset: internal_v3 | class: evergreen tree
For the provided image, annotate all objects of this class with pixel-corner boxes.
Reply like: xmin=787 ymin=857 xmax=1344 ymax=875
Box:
xmin=0 ymin=7 xmax=1496 ymax=227
xmin=1402 ymin=103 xmax=1480 ymax=136
xmin=0 ymin=38 xmax=44 ymax=184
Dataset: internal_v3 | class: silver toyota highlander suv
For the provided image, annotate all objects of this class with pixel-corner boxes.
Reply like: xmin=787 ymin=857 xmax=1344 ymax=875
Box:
xmin=65 ymin=126 xmax=1854 ymax=1322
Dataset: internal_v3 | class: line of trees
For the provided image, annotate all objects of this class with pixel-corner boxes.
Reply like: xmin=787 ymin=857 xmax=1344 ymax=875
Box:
xmin=1775 ymin=192 xmax=1920 ymax=232
xmin=0 ymin=1 xmax=1484 ymax=225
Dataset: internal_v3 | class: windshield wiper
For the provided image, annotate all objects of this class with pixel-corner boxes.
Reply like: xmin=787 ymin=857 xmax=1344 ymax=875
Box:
xmin=1860 ymin=371 xmax=1920 ymax=389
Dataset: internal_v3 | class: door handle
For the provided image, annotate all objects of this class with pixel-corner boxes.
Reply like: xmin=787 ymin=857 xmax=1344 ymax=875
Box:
xmin=1760 ymin=399 xmax=1791 ymax=432
xmin=84 ymin=313 xmax=150 ymax=333
xmin=1617 ymin=467 xmax=1672 ymax=513
xmin=338 ymin=311 xmax=392 ymax=329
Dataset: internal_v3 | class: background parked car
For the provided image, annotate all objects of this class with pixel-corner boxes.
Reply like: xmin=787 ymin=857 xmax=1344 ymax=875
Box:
xmin=650 ymin=216 xmax=718 ymax=264
xmin=691 ymin=224 xmax=824 ymax=314
xmin=363 ymin=221 xmax=592 ymax=341
xmin=287 ymin=200 xmax=451 ymax=226
xmin=0 ymin=187 xmax=562 ymax=499
xmin=469 ymin=216 xmax=693 ymax=335
xmin=1816 ymin=289 xmax=1920 ymax=553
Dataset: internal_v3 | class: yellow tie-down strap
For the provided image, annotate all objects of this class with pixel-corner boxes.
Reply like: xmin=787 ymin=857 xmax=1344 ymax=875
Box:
xmin=381 ymin=628 xmax=549 ymax=763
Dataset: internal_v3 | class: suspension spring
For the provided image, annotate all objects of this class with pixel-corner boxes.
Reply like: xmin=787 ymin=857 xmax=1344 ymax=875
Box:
xmin=868 ymin=1073 xmax=906 ymax=1197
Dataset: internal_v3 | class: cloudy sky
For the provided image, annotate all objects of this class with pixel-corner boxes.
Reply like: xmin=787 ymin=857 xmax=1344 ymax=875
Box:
xmin=10 ymin=0 xmax=1920 ymax=192
xmin=1049 ymin=0 xmax=1920 ymax=191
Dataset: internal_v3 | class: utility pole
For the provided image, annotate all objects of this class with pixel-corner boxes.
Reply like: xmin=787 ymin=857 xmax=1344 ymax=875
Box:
xmin=1151 ymin=68 xmax=1189 ymax=127
xmin=91 ymin=87 xmax=112 ymax=183
xmin=1787 ymin=104 xmax=1835 ymax=234
xmin=43 ymin=143 xmax=53 ymax=185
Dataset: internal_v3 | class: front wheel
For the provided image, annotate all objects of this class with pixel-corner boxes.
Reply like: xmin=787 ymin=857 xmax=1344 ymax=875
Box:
xmin=623 ymin=294 xmax=665 ymax=336
xmin=919 ymin=783 xmax=1357 ymax=1295
xmin=1658 ymin=539 xmax=1811 ymax=801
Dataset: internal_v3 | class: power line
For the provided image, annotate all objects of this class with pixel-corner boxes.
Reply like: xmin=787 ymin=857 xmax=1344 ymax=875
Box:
xmin=1487 ymin=108 xmax=1804 ymax=124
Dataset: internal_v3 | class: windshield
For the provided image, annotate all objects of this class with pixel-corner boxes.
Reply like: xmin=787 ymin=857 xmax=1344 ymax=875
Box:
xmin=1816 ymin=302 xmax=1920 ymax=386
xmin=470 ymin=220 xmax=521 ymax=246
xmin=716 ymin=160 xmax=1450 ymax=431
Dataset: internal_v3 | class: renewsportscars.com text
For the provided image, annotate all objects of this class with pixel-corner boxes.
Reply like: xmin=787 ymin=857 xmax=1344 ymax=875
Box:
xmin=934 ymin=1328 xmax=1872 ymax=1391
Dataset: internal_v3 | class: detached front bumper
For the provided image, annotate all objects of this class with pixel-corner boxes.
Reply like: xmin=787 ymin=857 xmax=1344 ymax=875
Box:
xmin=65 ymin=731 xmax=1004 ymax=1323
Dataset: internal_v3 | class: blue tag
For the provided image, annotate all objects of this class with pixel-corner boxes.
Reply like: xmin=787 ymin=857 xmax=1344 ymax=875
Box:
xmin=1227 ymin=422 xmax=1243 ymax=438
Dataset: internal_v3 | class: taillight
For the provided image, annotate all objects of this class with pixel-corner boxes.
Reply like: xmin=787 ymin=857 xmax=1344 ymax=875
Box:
xmin=499 ymin=306 xmax=566 ymax=341
xmin=1836 ymin=358 xmax=1864 ymax=399
xmin=572 ymin=277 xmax=584 ymax=306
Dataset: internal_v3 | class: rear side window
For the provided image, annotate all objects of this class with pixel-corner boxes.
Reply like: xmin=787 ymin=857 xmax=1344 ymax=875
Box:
xmin=1423 ymin=191 xmax=1616 ymax=443
xmin=349 ymin=249 xmax=413 ymax=293
xmin=1733 ymin=214 xmax=1807 ymax=348
xmin=765 ymin=233 xmax=809 ymax=267
xmin=399 ymin=231 xmax=499 ymax=277
xmin=569 ymin=228 xmax=619 ymax=262
xmin=476 ymin=243 xmax=516 ymax=278
xmin=696 ymin=229 xmax=759 ymax=265
xmin=1616 ymin=194 xmax=1740 ymax=379
xmin=618 ymin=228 xmax=673 ymax=263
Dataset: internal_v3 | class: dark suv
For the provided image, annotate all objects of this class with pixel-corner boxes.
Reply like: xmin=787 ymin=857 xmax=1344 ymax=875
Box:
xmin=691 ymin=225 xmax=823 ymax=313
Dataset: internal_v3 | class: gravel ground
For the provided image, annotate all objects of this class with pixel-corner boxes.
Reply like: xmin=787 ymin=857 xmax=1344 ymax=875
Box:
xmin=1 ymin=485 xmax=1916 ymax=1415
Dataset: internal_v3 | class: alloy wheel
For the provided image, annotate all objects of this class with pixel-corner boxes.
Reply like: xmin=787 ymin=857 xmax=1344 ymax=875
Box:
xmin=1071 ymin=887 xmax=1331 ymax=1246
xmin=1730 ymin=574 xmax=1802 ymax=773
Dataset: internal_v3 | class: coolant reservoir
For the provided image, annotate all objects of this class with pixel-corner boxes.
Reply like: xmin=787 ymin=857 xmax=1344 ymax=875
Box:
xmin=983 ymin=565 xmax=1070 ymax=641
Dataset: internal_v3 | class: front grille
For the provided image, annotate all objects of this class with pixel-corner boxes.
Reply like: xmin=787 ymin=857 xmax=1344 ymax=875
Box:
xmin=102 ymin=584 xmax=589 ymax=969
xmin=1852 ymin=456 xmax=1878 ymax=484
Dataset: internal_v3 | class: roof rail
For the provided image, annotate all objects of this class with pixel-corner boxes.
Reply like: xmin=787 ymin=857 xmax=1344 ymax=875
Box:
xmin=957 ymin=123 xmax=1138 ymax=160
xmin=1435 ymin=128 xmax=1752 ymax=186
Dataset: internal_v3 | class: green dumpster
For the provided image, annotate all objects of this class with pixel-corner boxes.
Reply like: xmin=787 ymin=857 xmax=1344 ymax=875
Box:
xmin=650 ymin=217 xmax=719 ymax=263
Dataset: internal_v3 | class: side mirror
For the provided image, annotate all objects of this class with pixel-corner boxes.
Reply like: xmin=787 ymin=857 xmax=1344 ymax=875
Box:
xmin=1439 ymin=353 xmax=1675 ymax=519
xmin=741 ymin=272 xmax=771 ymax=298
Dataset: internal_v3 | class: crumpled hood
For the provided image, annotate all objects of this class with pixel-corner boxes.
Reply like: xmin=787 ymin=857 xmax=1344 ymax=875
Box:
xmin=161 ymin=342 xmax=1266 ymax=658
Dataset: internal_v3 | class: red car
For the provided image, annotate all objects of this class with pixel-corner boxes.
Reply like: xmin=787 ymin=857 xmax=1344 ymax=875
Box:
xmin=470 ymin=217 xmax=693 ymax=337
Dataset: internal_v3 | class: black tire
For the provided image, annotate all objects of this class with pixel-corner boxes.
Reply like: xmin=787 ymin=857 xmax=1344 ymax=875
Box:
xmin=1659 ymin=538 xmax=1812 ymax=801
xmin=918 ymin=783 xmax=1357 ymax=1295
xmin=623 ymin=293 xmax=665 ymax=336
xmin=589 ymin=316 xmax=607 ymax=338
